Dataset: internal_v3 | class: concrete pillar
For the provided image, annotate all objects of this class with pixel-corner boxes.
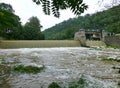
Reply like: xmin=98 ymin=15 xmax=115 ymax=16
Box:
xmin=74 ymin=29 xmax=86 ymax=46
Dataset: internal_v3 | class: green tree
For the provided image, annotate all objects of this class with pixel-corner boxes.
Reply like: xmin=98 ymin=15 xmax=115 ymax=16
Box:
xmin=32 ymin=0 xmax=88 ymax=17
xmin=25 ymin=16 xmax=42 ymax=31
xmin=64 ymin=27 xmax=78 ymax=39
xmin=0 ymin=3 xmax=14 ymax=13
xmin=23 ymin=16 xmax=44 ymax=40
xmin=0 ymin=3 xmax=21 ymax=39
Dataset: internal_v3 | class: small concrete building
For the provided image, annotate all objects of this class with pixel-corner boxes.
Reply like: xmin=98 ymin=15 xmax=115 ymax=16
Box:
xmin=74 ymin=29 xmax=108 ymax=46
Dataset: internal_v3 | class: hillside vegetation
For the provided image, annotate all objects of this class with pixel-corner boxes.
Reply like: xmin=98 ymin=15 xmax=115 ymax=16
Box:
xmin=43 ymin=5 xmax=120 ymax=40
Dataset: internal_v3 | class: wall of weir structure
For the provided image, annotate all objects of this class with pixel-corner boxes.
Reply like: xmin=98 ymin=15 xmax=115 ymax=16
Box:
xmin=105 ymin=36 xmax=120 ymax=47
xmin=0 ymin=40 xmax=81 ymax=49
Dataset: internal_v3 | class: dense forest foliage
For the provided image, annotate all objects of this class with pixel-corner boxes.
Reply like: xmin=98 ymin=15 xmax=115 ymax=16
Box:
xmin=43 ymin=5 xmax=120 ymax=40
xmin=0 ymin=3 xmax=21 ymax=39
xmin=0 ymin=3 xmax=44 ymax=40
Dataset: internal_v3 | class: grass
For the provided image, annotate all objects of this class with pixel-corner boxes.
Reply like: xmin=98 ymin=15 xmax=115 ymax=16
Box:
xmin=0 ymin=40 xmax=80 ymax=48
xmin=48 ymin=82 xmax=61 ymax=88
xmin=1 ymin=58 xmax=6 ymax=64
xmin=69 ymin=77 xmax=86 ymax=88
xmin=106 ymin=45 xmax=120 ymax=49
xmin=48 ymin=77 xmax=86 ymax=88
xmin=13 ymin=64 xmax=45 ymax=74
xmin=102 ymin=58 xmax=115 ymax=61
xmin=115 ymin=34 xmax=120 ymax=36
xmin=102 ymin=58 xmax=120 ymax=62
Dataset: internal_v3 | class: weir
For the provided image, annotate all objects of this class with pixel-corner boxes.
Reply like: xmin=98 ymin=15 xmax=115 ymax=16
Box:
xmin=86 ymin=40 xmax=106 ymax=47
xmin=0 ymin=40 xmax=106 ymax=49
xmin=0 ymin=40 xmax=80 ymax=49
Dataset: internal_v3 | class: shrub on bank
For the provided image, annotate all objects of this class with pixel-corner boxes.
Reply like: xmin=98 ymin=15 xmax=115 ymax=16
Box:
xmin=13 ymin=64 xmax=45 ymax=74
xmin=102 ymin=58 xmax=120 ymax=62
xmin=48 ymin=82 xmax=61 ymax=88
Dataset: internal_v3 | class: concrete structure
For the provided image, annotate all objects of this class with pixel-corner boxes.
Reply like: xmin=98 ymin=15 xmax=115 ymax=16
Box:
xmin=105 ymin=36 xmax=120 ymax=47
xmin=74 ymin=29 xmax=86 ymax=46
xmin=74 ymin=29 xmax=108 ymax=46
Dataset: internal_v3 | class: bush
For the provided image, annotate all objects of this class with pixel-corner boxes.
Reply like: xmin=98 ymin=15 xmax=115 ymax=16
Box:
xmin=48 ymin=82 xmax=61 ymax=88
xmin=13 ymin=64 xmax=45 ymax=74
xmin=106 ymin=45 xmax=120 ymax=49
xmin=102 ymin=58 xmax=120 ymax=62
xmin=69 ymin=77 xmax=86 ymax=88
xmin=118 ymin=82 xmax=120 ymax=85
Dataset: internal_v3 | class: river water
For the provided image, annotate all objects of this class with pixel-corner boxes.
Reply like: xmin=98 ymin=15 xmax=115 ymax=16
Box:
xmin=0 ymin=47 xmax=120 ymax=88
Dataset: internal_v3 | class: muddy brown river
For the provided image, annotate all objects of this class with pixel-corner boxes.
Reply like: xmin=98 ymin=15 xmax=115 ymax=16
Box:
xmin=0 ymin=47 xmax=120 ymax=88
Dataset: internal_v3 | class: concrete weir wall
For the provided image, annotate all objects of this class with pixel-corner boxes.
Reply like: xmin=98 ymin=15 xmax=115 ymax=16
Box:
xmin=74 ymin=30 xmax=106 ymax=47
xmin=105 ymin=36 xmax=120 ymax=47
xmin=86 ymin=40 xmax=106 ymax=47
xmin=0 ymin=40 xmax=80 ymax=49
